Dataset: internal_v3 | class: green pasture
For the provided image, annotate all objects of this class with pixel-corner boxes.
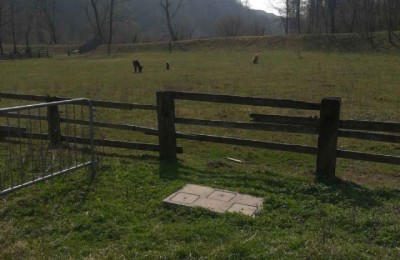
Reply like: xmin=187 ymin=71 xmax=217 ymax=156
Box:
xmin=0 ymin=48 xmax=399 ymax=258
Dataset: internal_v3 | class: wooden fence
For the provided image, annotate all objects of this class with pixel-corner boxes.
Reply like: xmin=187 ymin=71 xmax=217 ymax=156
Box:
xmin=156 ymin=91 xmax=400 ymax=180
xmin=1 ymin=91 xmax=399 ymax=180
xmin=0 ymin=92 xmax=182 ymax=154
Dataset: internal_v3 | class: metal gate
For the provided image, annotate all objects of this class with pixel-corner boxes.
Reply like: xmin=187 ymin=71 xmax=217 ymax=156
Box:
xmin=0 ymin=99 xmax=95 ymax=195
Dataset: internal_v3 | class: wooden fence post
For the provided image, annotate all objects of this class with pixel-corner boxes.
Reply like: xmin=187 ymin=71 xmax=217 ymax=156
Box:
xmin=316 ymin=97 xmax=341 ymax=180
xmin=46 ymin=97 xmax=61 ymax=148
xmin=157 ymin=91 xmax=177 ymax=160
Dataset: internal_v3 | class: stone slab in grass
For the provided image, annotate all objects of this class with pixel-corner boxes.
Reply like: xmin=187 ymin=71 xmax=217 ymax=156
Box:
xmin=163 ymin=184 xmax=263 ymax=216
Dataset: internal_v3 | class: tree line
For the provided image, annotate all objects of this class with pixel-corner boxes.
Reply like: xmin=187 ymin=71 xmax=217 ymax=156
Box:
xmin=277 ymin=0 xmax=400 ymax=45
xmin=0 ymin=0 xmax=284 ymax=55
xmin=0 ymin=0 xmax=132 ymax=55
xmin=2 ymin=0 xmax=397 ymax=56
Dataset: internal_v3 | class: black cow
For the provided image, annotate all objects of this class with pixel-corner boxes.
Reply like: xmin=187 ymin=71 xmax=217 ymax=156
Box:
xmin=133 ymin=60 xmax=143 ymax=73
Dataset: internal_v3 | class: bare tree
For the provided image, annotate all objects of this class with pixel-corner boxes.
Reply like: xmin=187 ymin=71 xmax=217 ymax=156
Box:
xmin=247 ymin=20 xmax=265 ymax=36
xmin=107 ymin=0 xmax=115 ymax=55
xmin=0 ymin=0 xmax=7 ymax=54
xmin=8 ymin=0 xmax=21 ymax=54
xmin=337 ymin=0 xmax=360 ymax=33
xmin=160 ymin=0 xmax=185 ymax=41
xmin=214 ymin=15 xmax=245 ymax=37
xmin=293 ymin=0 xmax=301 ymax=34
xmin=271 ymin=0 xmax=290 ymax=35
xmin=36 ymin=0 xmax=59 ymax=44
xmin=359 ymin=0 xmax=378 ymax=47
xmin=107 ymin=0 xmax=129 ymax=55
xmin=82 ymin=0 xmax=108 ymax=42
xmin=382 ymin=0 xmax=399 ymax=43
xmin=327 ymin=0 xmax=337 ymax=33
xmin=22 ymin=1 xmax=38 ymax=55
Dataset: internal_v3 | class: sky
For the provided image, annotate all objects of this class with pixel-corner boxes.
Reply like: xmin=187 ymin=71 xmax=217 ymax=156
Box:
xmin=246 ymin=0 xmax=281 ymax=15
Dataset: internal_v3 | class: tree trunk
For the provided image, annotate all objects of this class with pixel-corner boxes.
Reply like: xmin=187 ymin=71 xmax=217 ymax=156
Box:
xmin=107 ymin=0 xmax=114 ymax=56
xmin=0 ymin=37 xmax=3 ymax=55
xmin=296 ymin=0 xmax=301 ymax=33
xmin=161 ymin=0 xmax=179 ymax=41
xmin=0 ymin=7 xmax=3 ymax=54
xmin=90 ymin=0 xmax=105 ymax=42
xmin=330 ymin=0 xmax=337 ymax=33
xmin=11 ymin=2 xmax=17 ymax=54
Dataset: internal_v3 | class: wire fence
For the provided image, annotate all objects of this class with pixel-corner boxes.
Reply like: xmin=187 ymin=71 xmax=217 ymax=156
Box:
xmin=0 ymin=99 xmax=95 ymax=195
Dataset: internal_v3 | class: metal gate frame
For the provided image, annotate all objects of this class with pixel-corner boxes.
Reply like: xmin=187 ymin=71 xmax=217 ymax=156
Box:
xmin=0 ymin=98 xmax=95 ymax=195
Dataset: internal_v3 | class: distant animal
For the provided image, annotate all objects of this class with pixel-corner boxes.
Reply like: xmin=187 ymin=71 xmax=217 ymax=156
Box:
xmin=133 ymin=60 xmax=143 ymax=73
xmin=166 ymin=61 xmax=171 ymax=70
xmin=68 ymin=49 xmax=80 ymax=56
xmin=253 ymin=54 xmax=259 ymax=64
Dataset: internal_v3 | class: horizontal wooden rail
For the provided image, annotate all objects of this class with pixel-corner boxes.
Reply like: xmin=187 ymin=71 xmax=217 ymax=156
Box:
xmin=2 ymin=131 xmax=183 ymax=153
xmin=337 ymin=150 xmax=400 ymax=165
xmin=0 ymin=92 xmax=157 ymax=111
xmin=0 ymin=113 xmax=159 ymax=135
xmin=0 ymin=126 xmax=27 ymax=135
xmin=175 ymin=132 xmax=317 ymax=155
xmin=169 ymin=91 xmax=321 ymax=110
xmin=339 ymin=130 xmax=400 ymax=143
xmin=175 ymin=117 xmax=318 ymax=135
xmin=250 ymin=114 xmax=320 ymax=127
xmin=339 ymin=119 xmax=400 ymax=133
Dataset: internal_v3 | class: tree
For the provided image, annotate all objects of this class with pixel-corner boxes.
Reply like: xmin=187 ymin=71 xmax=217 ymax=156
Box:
xmin=337 ymin=0 xmax=360 ymax=33
xmin=37 ymin=0 xmax=59 ymax=44
xmin=160 ymin=0 xmax=185 ymax=41
xmin=214 ymin=15 xmax=245 ymax=37
xmin=292 ymin=0 xmax=301 ymax=34
xmin=272 ymin=0 xmax=290 ymax=34
xmin=327 ymin=0 xmax=337 ymax=33
xmin=8 ymin=0 xmax=21 ymax=54
xmin=382 ymin=0 xmax=399 ymax=42
xmin=0 ymin=0 xmax=7 ymax=54
xmin=107 ymin=0 xmax=129 ymax=55
xmin=21 ymin=1 xmax=38 ymax=54
xmin=81 ymin=0 xmax=108 ymax=42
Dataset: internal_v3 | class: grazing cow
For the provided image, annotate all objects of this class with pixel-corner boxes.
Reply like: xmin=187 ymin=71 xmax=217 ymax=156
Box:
xmin=253 ymin=54 xmax=259 ymax=64
xmin=133 ymin=60 xmax=143 ymax=73
xmin=166 ymin=61 xmax=171 ymax=70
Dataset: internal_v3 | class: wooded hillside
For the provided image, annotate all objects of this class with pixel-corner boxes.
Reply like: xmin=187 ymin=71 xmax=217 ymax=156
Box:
xmin=0 ymin=0 xmax=283 ymax=52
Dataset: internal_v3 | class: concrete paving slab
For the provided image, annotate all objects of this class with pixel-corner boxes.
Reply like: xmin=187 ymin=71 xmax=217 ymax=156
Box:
xmin=163 ymin=184 xmax=263 ymax=216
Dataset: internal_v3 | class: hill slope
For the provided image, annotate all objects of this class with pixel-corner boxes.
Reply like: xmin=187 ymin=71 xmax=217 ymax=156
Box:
xmin=100 ymin=32 xmax=400 ymax=53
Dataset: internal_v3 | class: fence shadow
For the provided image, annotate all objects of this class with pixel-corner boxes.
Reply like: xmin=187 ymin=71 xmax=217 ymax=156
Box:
xmin=157 ymin=160 xmax=399 ymax=209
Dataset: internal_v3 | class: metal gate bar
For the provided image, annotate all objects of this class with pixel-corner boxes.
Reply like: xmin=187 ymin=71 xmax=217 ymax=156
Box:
xmin=0 ymin=99 xmax=95 ymax=195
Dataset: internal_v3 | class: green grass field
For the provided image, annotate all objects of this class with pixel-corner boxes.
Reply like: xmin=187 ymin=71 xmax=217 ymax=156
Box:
xmin=0 ymin=45 xmax=400 ymax=258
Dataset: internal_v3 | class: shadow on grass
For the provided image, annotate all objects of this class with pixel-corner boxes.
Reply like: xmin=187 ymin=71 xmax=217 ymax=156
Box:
xmin=95 ymin=150 xmax=159 ymax=161
xmin=158 ymin=160 xmax=400 ymax=209
xmin=313 ymin=177 xmax=400 ymax=208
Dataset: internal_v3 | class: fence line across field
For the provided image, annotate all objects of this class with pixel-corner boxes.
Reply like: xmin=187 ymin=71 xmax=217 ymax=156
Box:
xmin=0 ymin=99 xmax=96 ymax=195
xmin=1 ymin=91 xmax=399 ymax=181
xmin=157 ymin=91 xmax=400 ymax=180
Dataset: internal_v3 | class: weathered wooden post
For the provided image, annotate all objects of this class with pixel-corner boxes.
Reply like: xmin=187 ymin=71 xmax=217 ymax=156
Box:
xmin=316 ymin=97 xmax=341 ymax=180
xmin=157 ymin=91 xmax=177 ymax=160
xmin=46 ymin=97 xmax=61 ymax=148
